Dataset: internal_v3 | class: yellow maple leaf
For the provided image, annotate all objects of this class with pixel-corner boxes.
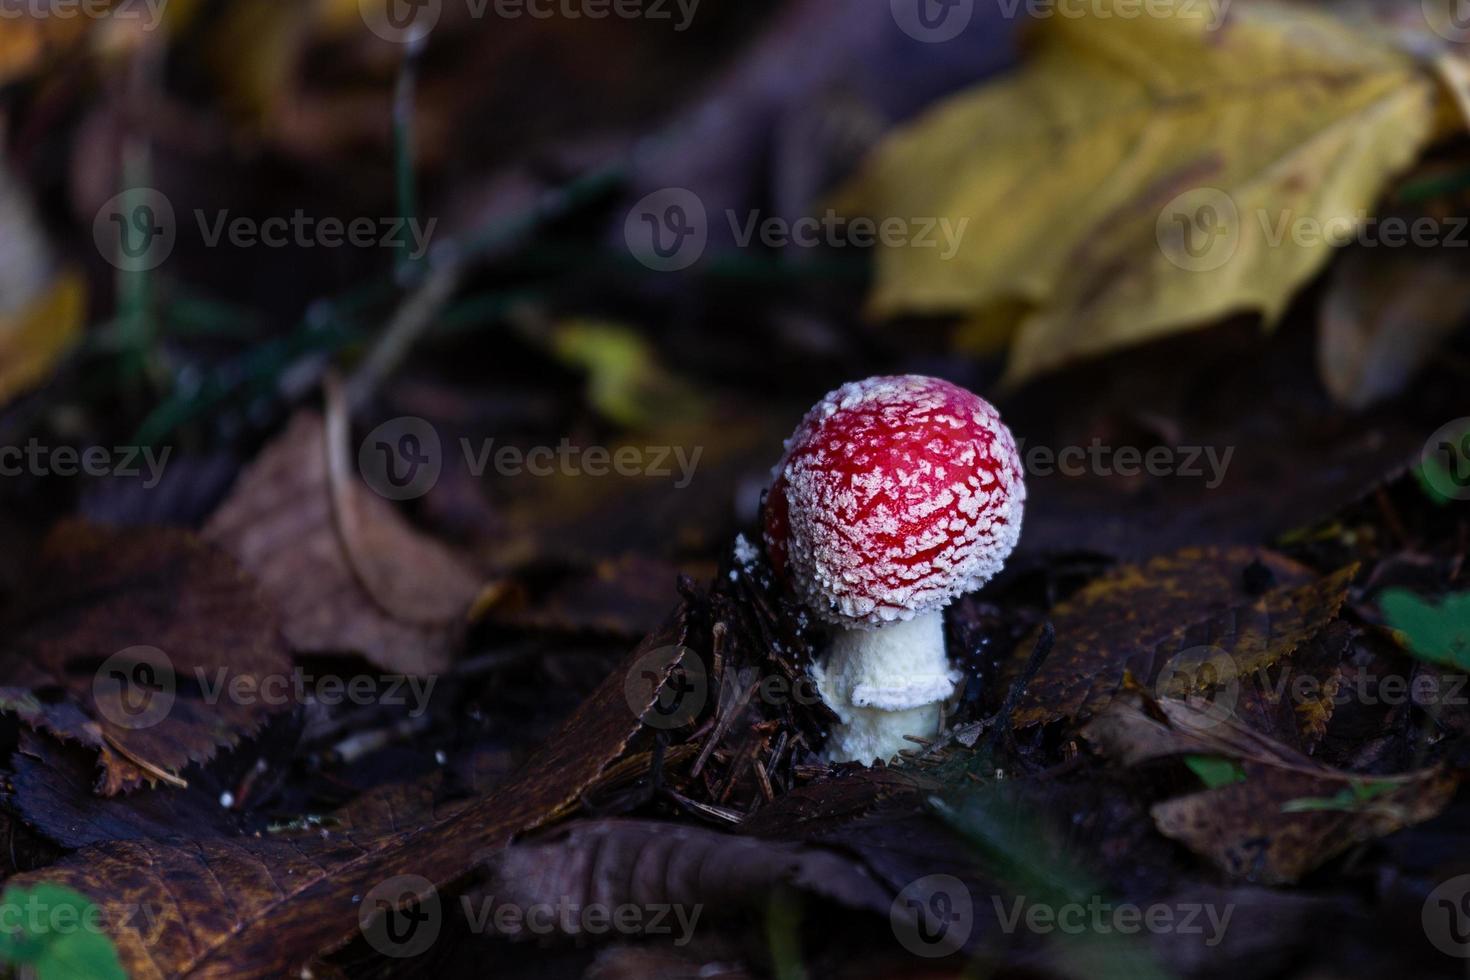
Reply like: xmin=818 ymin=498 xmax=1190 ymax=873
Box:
xmin=835 ymin=0 xmax=1461 ymax=385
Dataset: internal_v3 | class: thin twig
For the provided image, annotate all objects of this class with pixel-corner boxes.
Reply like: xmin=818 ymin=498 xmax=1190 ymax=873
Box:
xmin=988 ymin=621 xmax=1057 ymax=754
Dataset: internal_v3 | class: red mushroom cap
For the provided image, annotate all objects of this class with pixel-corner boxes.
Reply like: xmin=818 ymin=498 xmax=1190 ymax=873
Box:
xmin=763 ymin=375 xmax=1025 ymax=626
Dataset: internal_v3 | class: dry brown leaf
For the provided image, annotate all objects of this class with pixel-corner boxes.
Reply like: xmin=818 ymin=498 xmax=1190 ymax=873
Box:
xmin=476 ymin=818 xmax=893 ymax=942
xmin=1084 ymin=693 xmax=1460 ymax=884
xmin=1012 ymin=547 xmax=1355 ymax=728
xmin=7 ymin=608 xmax=696 ymax=977
xmin=204 ymin=410 xmax=483 ymax=675
xmin=1318 ymin=243 xmax=1470 ymax=409
xmin=0 ymin=522 xmax=292 ymax=794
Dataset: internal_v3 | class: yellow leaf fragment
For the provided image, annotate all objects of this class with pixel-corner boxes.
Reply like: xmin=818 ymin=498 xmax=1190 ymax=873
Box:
xmin=0 ymin=272 xmax=86 ymax=407
xmin=836 ymin=0 xmax=1452 ymax=385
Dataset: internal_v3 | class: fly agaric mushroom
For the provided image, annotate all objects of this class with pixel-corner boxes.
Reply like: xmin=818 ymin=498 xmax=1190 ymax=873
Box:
xmin=763 ymin=375 xmax=1025 ymax=764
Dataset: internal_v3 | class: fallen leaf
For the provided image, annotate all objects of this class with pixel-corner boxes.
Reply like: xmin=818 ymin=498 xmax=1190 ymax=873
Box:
xmin=1084 ymin=693 xmax=1460 ymax=884
xmin=834 ymin=0 xmax=1454 ymax=384
xmin=1318 ymin=243 xmax=1470 ymax=409
xmin=474 ymin=818 xmax=893 ymax=942
xmin=204 ymin=410 xmax=483 ymax=675
xmin=546 ymin=319 xmax=707 ymax=430
xmin=1152 ymin=764 xmax=1457 ymax=885
xmin=0 ymin=884 xmax=126 ymax=980
xmin=6 ymin=732 xmax=251 ymax=847
xmin=5 ymin=607 xmax=695 ymax=977
xmin=0 ymin=522 xmax=293 ymax=795
xmin=1229 ymin=620 xmax=1352 ymax=753
xmin=1381 ymin=587 xmax=1470 ymax=669
xmin=1012 ymin=547 xmax=1355 ymax=727
xmin=0 ymin=179 xmax=85 ymax=405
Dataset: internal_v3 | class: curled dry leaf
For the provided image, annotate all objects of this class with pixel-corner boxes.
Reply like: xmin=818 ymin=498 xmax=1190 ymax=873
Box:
xmin=475 ymin=818 xmax=893 ymax=943
xmin=205 ymin=409 xmax=483 ymax=675
xmin=1318 ymin=243 xmax=1470 ymax=410
xmin=0 ymin=522 xmax=292 ymax=795
xmin=4 ymin=607 xmax=695 ymax=978
xmin=1012 ymin=546 xmax=1356 ymax=728
xmin=6 ymin=731 xmax=251 ymax=847
xmin=834 ymin=0 xmax=1456 ymax=384
xmin=1084 ymin=693 xmax=1460 ymax=884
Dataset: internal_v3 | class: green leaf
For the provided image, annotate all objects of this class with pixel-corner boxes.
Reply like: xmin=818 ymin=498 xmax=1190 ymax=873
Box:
xmin=1281 ymin=779 xmax=1399 ymax=813
xmin=1184 ymin=755 xmax=1246 ymax=789
xmin=0 ymin=885 xmax=126 ymax=980
xmin=1380 ymin=589 xmax=1470 ymax=670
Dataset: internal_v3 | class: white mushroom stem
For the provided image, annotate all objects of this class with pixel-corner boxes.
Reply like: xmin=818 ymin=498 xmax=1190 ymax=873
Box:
xmin=811 ymin=610 xmax=960 ymax=765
